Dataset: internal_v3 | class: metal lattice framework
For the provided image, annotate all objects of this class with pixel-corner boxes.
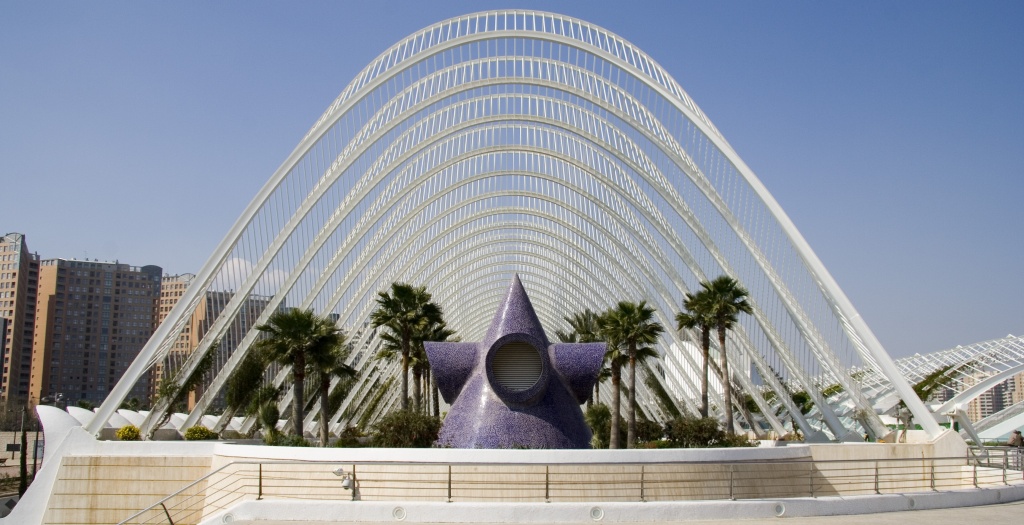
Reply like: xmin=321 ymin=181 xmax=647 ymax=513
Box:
xmin=848 ymin=334 xmax=1024 ymax=439
xmin=89 ymin=10 xmax=939 ymax=441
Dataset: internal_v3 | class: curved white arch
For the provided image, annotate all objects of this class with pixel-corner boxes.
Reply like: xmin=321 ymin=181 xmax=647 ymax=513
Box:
xmin=92 ymin=9 xmax=933 ymax=441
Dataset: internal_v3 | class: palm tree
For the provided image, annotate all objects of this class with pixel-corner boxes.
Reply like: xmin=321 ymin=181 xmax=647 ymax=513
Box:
xmin=599 ymin=302 xmax=664 ymax=448
xmin=377 ymin=321 xmax=445 ymax=415
xmin=253 ymin=308 xmax=342 ymax=439
xmin=596 ymin=330 xmax=658 ymax=448
xmin=676 ymin=292 xmax=714 ymax=417
xmin=554 ymin=328 xmax=578 ymax=343
xmin=565 ymin=309 xmax=602 ymax=342
xmin=594 ymin=366 xmax=612 ymax=407
xmin=558 ymin=309 xmax=603 ymax=405
xmin=702 ymin=276 xmax=753 ymax=434
xmin=370 ymin=282 xmax=442 ymax=411
xmin=373 ymin=329 xmax=412 ymax=408
xmin=600 ymin=327 xmax=627 ymax=449
xmin=410 ymin=342 xmax=427 ymax=413
xmin=308 ymin=332 xmax=356 ymax=446
xmin=222 ymin=345 xmax=270 ymax=432
xmin=408 ymin=319 xmax=455 ymax=414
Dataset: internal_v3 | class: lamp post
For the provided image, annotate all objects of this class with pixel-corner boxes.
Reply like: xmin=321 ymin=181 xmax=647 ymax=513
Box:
xmin=19 ymin=406 xmax=27 ymax=496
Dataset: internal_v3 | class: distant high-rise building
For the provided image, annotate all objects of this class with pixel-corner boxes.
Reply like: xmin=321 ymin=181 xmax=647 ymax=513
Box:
xmin=1012 ymin=372 xmax=1024 ymax=406
xmin=30 ymin=259 xmax=162 ymax=406
xmin=0 ymin=233 xmax=40 ymax=406
xmin=961 ymin=371 xmax=1024 ymax=422
xmin=152 ymin=273 xmax=197 ymax=399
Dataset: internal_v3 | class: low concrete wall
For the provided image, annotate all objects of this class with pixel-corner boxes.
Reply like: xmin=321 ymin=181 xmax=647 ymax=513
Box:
xmin=9 ymin=409 xmax=1014 ymax=525
xmin=806 ymin=429 xmax=971 ymax=495
xmin=213 ymin=485 xmax=1024 ymax=524
xmin=42 ymin=455 xmax=212 ymax=525
xmin=198 ymin=445 xmax=816 ymax=517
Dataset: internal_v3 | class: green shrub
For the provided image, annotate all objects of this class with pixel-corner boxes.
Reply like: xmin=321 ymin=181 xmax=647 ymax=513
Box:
xmin=258 ymin=402 xmax=281 ymax=444
xmin=584 ymin=404 xmax=613 ymax=449
xmin=116 ymin=424 xmax=141 ymax=441
xmin=585 ymin=403 xmax=659 ymax=448
xmin=333 ymin=425 xmax=366 ymax=448
xmin=635 ymin=416 xmax=664 ymax=444
xmin=638 ymin=440 xmax=676 ymax=449
xmin=718 ymin=432 xmax=756 ymax=448
xmin=183 ymin=425 xmax=219 ymax=441
xmin=265 ymin=433 xmax=310 ymax=447
xmin=369 ymin=410 xmax=440 ymax=448
xmin=663 ymin=416 xmax=754 ymax=448
xmin=280 ymin=435 xmax=311 ymax=447
xmin=664 ymin=416 xmax=721 ymax=447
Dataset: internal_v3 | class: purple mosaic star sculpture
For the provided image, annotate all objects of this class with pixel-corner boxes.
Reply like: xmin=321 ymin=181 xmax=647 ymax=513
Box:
xmin=425 ymin=275 xmax=605 ymax=448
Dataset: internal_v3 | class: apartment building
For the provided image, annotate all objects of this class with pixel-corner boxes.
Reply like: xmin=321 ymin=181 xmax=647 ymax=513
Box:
xmin=151 ymin=273 xmax=197 ymax=396
xmin=0 ymin=233 xmax=40 ymax=406
xmin=30 ymin=259 xmax=162 ymax=406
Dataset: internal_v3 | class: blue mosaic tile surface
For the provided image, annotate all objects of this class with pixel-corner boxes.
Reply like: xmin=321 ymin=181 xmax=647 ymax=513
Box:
xmin=425 ymin=275 xmax=604 ymax=449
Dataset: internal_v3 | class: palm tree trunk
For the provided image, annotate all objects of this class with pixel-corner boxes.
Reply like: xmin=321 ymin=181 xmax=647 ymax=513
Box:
xmin=627 ymin=345 xmax=637 ymax=448
xmin=413 ymin=367 xmax=422 ymax=413
xmin=430 ymin=370 xmax=440 ymax=417
xmin=293 ymin=354 xmax=305 ymax=438
xmin=423 ymin=368 xmax=430 ymax=414
xmin=610 ymin=364 xmax=622 ymax=449
xmin=718 ymin=325 xmax=733 ymax=434
xmin=319 ymin=372 xmax=330 ymax=447
xmin=700 ymin=326 xmax=710 ymax=418
xmin=400 ymin=340 xmax=410 ymax=411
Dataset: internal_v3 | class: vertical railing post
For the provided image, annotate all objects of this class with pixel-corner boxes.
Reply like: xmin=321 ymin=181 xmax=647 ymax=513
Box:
xmin=447 ymin=465 xmax=452 ymax=503
xmin=973 ymin=462 xmax=979 ymax=488
xmin=1004 ymin=453 xmax=1009 ymax=485
xmin=160 ymin=502 xmax=175 ymax=525
xmin=809 ymin=465 xmax=814 ymax=498
xmin=545 ymin=465 xmax=550 ymax=503
xmin=351 ymin=464 xmax=357 ymax=501
xmin=930 ymin=461 xmax=936 ymax=491
xmin=640 ymin=465 xmax=645 ymax=502
xmin=729 ymin=465 xmax=735 ymax=501
xmin=874 ymin=461 xmax=880 ymax=494
xmin=257 ymin=463 xmax=263 ymax=500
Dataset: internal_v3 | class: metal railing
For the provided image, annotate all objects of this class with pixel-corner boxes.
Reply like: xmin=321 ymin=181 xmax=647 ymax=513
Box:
xmin=971 ymin=446 xmax=1024 ymax=472
xmin=118 ymin=454 xmax=1019 ymax=525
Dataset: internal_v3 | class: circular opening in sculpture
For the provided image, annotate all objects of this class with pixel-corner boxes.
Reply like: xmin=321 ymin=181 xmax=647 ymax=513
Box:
xmin=491 ymin=341 xmax=542 ymax=392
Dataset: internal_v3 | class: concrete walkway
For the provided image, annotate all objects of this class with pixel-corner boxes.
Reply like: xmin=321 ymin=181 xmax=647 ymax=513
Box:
xmin=233 ymin=499 xmax=1024 ymax=524
xmin=661 ymin=499 xmax=1024 ymax=524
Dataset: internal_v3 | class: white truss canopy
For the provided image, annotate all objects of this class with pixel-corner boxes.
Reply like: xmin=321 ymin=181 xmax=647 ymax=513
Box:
xmin=850 ymin=335 xmax=1024 ymax=438
xmin=91 ymin=10 xmax=938 ymax=441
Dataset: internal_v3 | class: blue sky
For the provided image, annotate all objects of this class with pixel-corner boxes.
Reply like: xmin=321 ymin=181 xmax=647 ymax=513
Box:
xmin=2 ymin=1 xmax=1021 ymax=359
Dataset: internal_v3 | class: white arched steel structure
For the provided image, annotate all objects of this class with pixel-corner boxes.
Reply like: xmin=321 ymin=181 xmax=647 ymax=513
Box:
xmin=90 ymin=10 xmax=939 ymax=441
xmin=847 ymin=334 xmax=1024 ymax=439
